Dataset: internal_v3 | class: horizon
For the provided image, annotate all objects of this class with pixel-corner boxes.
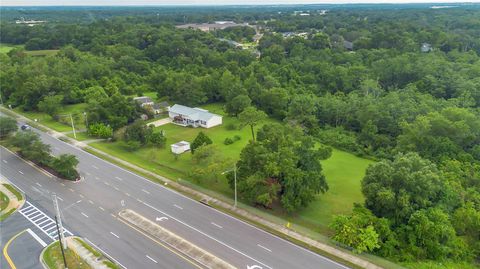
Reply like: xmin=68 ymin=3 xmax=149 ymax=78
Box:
xmin=2 ymin=1 xmax=479 ymax=7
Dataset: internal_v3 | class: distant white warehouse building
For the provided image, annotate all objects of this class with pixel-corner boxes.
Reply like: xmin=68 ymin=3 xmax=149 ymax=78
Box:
xmin=168 ymin=104 xmax=222 ymax=128
xmin=171 ymin=141 xmax=190 ymax=154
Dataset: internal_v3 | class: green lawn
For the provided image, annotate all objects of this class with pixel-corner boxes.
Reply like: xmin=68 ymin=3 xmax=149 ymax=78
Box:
xmin=25 ymin=49 xmax=59 ymax=57
xmin=91 ymin=103 xmax=268 ymax=194
xmin=90 ymin=103 xmax=374 ymax=231
xmin=0 ymin=43 xmax=21 ymax=54
xmin=0 ymin=191 xmax=9 ymax=211
xmin=43 ymin=242 xmax=91 ymax=269
xmin=0 ymin=43 xmax=58 ymax=57
xmin=403 ymin=261 xmax=479 ymax=269
xmin=294 ymin=148 xmax=374 ymax=233
xmin=3 ymin=184 xmax=23 ymax=201
xmin=66 ymin=131 xmax=91 ymax=141
xmin=15 ymin=103 xmax=88 ymax=133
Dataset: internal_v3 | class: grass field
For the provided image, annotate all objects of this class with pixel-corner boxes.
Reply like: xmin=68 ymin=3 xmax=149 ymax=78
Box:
xmin=0 ymin=43 xmax=21 ymax=54
xmin=90 ymin=103 xmax=374 ymax=231
xmin=0 ymin=191 xmax=9 ymax=211
xmin=295 ymin=148 xmax=374 ymax=233
xmin=25 ymin=49 xmax=59 ymax=57
xmin=0 ymin=43 xmax=59 ymax=57
xmin=43 ymin=242 xmax=91 ymax=269
xmin=15 ymin=103 xmax=88 ymax=133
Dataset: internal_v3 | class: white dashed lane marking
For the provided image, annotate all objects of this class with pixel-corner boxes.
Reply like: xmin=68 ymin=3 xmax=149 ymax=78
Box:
xmin=173 ymin=204 xmax=183 ymax=210
xmin=81 ymin=212 xmax=89 ymax=218
xmin=211 ymin=222 xmax=223 ymax=229
xmin=146 ymin=255 xmax=158 ymax=264
xmin=18 ymin=171 xmax=24 ymax=175
xmin=141 ymin=189 xmax=150 ymax=194
xmin=110 ymin=232 xmax=120 ymax=238
xmin=257 ymin=244 xmax=272 ymax=252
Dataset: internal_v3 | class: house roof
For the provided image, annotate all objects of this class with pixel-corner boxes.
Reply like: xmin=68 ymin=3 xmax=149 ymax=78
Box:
xmin=172 ymin=141 xmax=190 ymax=147
xmin=158 ymin=101 xmax=170 ymax=107
xmin=133 ymin=96 xmax=153 ymax=104
xmin=169 ymin=104 xmax=221 ymax=122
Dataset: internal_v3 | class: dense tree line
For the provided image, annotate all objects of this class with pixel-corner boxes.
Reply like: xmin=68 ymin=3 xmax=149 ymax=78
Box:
xmin=1 ymin=6 xmax=479 ymax=266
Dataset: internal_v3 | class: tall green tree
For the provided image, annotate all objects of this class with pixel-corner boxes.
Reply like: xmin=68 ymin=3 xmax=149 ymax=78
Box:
xmin=37 ymin=95 xmax=63 ymax=118
xmin=362 ymin=152 xmax=445 ymax=225
xmin=238 ymin=106 xmax=267 ymax=142
xmin=0 ymin=116 xmax=17 ymax=139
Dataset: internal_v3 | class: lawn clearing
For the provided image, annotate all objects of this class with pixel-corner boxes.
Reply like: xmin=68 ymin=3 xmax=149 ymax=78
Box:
xmin=25 ymin=49 xmax=59 ymax=57
xmin=0 ymin=43 xmax=22 ymax=54
xmin=90 ymin=103 xmax=374 ymax=232
xmin=14 ymin=103 xmax=88 ymax=133
xmin=294 ymin=148 xmax=374 ymax=233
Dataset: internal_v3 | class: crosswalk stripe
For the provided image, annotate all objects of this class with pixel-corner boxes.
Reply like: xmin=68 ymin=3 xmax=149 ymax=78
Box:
xmin=19 ymin=201 xmax=74 ymax=241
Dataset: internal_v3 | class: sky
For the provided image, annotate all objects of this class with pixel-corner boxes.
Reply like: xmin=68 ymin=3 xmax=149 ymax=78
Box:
xmin=1 ymin=0 xmax=479 ymax=6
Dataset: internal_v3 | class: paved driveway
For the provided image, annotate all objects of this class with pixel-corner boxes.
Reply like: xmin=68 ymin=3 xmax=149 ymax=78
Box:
xmin=148 ymin=117 xmax=172 ymax=127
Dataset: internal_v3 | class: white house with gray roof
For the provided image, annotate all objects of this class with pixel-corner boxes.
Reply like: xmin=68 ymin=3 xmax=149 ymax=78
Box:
xmin=168 ymin=104 xmax=222 ymax=128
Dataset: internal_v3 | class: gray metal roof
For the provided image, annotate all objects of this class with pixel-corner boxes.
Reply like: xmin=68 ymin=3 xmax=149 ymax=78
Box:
xmin=133 ymin=96 xmax=153 ymax=104
xmin=169 ymin=104 xmax=221 ymax=122
xmin=172 ymin=141 xmax=190 ymax=147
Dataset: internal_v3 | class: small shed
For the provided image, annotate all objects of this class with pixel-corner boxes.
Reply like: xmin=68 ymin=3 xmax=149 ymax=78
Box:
xmin=171 ymin=141 xmax=190 ymax=154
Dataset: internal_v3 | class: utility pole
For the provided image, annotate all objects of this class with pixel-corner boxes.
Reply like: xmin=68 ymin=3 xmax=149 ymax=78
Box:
xmin=52 ymin=194 xmax=66 ymax=250
xmin=55 ymin=216 xmax=68 ymax=269
xmin=70 ymin=114 xmax=76 ymax=139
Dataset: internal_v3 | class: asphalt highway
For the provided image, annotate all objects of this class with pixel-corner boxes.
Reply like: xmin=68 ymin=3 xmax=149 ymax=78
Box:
xmin=0 ymin=121 xmax=351 ymax=269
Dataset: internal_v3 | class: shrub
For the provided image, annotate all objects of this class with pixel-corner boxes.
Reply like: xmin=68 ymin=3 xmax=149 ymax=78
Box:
xmin=124 ymin=140 xmax=141 ymax=151
xmin=233 ymin=135 xmax=241 ymax=141
xmin=88 ymin=123 xmax=113 ymax=139
xmin=224 ymin=137 xmax=234 ymax=145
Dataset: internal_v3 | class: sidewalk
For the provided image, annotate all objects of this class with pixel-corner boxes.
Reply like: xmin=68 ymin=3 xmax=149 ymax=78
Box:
xmin=0 ymin=178 xmax=25 ymax=216
xmin=66 ymin=237 xmax=109 ymax=269
xmin=2 ymin=106 xmax=383 ymax=269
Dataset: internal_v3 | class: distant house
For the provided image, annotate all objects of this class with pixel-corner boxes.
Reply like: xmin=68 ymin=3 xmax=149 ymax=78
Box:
xmin=169 ymin=104 xmax=222 ymax=128
xmin=343 ymin=40 xmax=354 ymax=51
xmin=152 ymin=101 xmax=170 ymax=114
xmin=133 ymin=96 xmax=154 ymax=107
xmin=421 ymin=43 xmax=433 ymax=53
xmin=171 ymin=141 xmax=190 ymax=154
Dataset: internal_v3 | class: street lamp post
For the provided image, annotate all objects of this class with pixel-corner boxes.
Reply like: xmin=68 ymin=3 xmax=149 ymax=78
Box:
xmin=83 ymin=112 xmax=88 ymax=128
xmin=222 ymin=164 xmax=238 ymax=209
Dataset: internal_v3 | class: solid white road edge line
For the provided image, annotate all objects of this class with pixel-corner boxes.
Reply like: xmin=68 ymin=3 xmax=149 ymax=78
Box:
xmin=84 ymin=237 xmax=128 ymax=269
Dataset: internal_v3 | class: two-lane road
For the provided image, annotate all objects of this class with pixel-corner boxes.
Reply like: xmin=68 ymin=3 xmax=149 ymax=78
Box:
xmin=1 ymin=120 xmax=350 ymax=269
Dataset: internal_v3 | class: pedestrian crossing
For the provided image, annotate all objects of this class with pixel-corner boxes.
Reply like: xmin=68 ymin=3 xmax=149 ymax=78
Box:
xmin=19 ymin=201 xmax=73 ymax=241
